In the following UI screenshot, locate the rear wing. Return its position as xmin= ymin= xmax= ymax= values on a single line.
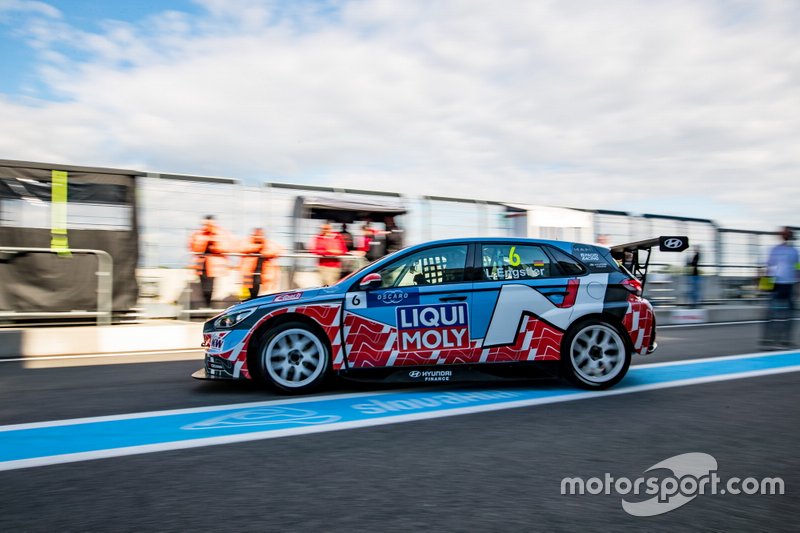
xmin=609 ymin=236 xmax=690 ymax=289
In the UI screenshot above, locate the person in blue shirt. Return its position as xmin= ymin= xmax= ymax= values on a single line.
xmin=686 ymin=246 xmax=702 ymax=307
xmin=761 ymin=227 xmax=799 ymax=348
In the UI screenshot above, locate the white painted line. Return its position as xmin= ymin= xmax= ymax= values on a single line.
xmin=1 ymin=363 xmax=799 ymax=472
xmin=3 ymin=349 xmax=797 ymax=432
xmin=634 ymin=348 xmax=799 ymax=369
xmin=0 ymin=349 xmax=204 ymax=363
xmin=660 ymin=317 xmax=800 ymax=329
xmin=0 ymin=388 xmax=424 ymax=432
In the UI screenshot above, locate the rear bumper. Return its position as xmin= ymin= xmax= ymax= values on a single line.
xmin=647 ymin=316 xmax=658 ymax=353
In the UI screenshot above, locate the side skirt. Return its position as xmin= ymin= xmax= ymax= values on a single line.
xmin=337 ymin=361 xmax=561 ymax=384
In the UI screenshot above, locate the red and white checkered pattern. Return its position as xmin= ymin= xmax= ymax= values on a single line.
xmin=343 ymin=311 xmax=562 ymax=368
xmin=479 ymin=315 xmax=562 ymax=362
xmin=217 ymin=303 xmax=343 ymax=379
xmin=623 ymin=296 xmax=654 ymax=355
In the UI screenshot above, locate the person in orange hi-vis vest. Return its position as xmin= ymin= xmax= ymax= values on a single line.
xmin=310 ymin=222 xmax=347 ymax=286
xmin=188 ymin=215 xmax=230 ymax=308
xmin=239 ymin=228 xmax=283 ymax=299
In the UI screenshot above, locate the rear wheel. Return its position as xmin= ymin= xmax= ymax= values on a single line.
xmin=255 ymin=322 xmax=329 ymax=393
xmin=562 ymin=319 xmax=630 ymax=390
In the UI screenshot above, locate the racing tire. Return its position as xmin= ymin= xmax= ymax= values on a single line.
xmin=561 ymin=319 xmax=631 ymax=390
xmin=254 ymin=321 xmax=330 ymax=394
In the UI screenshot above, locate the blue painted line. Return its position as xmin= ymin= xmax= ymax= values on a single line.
xmin=626 ymin=351 xmax=800 ymax=386
xmin=0 ymin=351 xmax=798 ymax=469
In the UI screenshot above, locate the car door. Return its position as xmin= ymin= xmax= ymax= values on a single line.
xmin=342 ymin=243 xmax=475 ymax=368
xmin=470 ymin=242 xmax=588 ymax=362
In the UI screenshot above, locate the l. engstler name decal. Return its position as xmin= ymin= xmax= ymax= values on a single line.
xmin=396 ymin=303 xmax=469 ymax=352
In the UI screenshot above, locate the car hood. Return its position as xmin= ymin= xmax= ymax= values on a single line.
xmin=217 ymin=284 xmax=349 ymax=315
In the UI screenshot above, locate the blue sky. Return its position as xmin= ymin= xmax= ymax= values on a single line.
xmin=1 ymin=0 xmax=798 ymax=231
xmin=1 ymin=1 xmax=198 ymax=95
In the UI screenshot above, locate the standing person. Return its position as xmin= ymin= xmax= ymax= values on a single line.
xmin=240 ymin=228 xmax=283 ymax=299
xmin=310 ymin=223 xmax=347 ymax=286
xmin=760 ymin=227 xmax=799 ymax=348
xmin=339 ymin=223 xmax=356 ymax=276
xmin=340 ymin=223 xmax=355 ymax=252
xmin=188 ymin=215 xmax=229 ymax=308
xmin=384 ymin=215 xmax=405 ymax=255
xmin=687 ymin=246 xmax=702 ymax=307
xmin=362 ymin=221 xmax=385 ymax=262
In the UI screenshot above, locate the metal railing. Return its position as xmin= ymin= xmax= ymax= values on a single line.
xmin=0 ymin=247 xmax=113 ymax=326
xmin=177 ymin=251 xmax=368 ymax=319
xmin=178 ymin=253 xmax=776 ymax=311
xmin=643 ymin=262 xmax=770 ymax=307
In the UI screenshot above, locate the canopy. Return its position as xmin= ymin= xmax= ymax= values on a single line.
xmin=293 ymin=195 xmax=407 ymax=223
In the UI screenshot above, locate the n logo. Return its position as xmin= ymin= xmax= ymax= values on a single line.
xmin=481 ymin=277 xmax=606 ymax=348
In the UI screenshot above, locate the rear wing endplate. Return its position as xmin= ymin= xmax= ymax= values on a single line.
xmin=609 ymin=236 xmax=690 ymax=288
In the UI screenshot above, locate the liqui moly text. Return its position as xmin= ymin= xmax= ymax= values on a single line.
xmin=396 ymin=303 xmax=470 ymax=352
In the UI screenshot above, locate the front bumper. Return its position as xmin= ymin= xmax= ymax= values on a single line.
xmin=192 ymin=366 xmax=238 ymax=381
xmin=192 ymin=368 xmax=211 ymax=380
xmin=193 ymin=352 xmax=239 ymax=380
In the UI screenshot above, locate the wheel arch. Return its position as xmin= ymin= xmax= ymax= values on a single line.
xmin=563 ymin=312 xmax=635 ymax=354
xmin=560 ymin=312 xmax=633 ymax=389
xmin=246 ymin=312 xmax=334 ymax=381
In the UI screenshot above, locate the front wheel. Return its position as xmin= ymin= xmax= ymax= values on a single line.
xmin=255 ymin=322 xmax=330 ymax=393
xmin=561 ymin=320 xmax=631 ymax=390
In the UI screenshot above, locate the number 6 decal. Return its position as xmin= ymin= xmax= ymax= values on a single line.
xmin=347 ymin=292 xmax=367 ymax=309
xmin=508 ymin=246 xmax=521 ymax=267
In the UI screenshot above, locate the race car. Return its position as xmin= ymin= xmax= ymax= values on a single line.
xmin=193 ymin=236 xmax=688 ymax=393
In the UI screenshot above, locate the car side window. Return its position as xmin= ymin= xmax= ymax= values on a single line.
xmin=549 ymin=247 xmax=587 ymax=275
xmin=377 ymin=245 xmax=468 ymax=288
xmin=481 ymin=244 xmax=551 ymax=281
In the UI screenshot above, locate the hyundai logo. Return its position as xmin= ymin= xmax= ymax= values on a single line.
xmin=662 ymin=238 xmax=685 ymax=249
xmin=408 ymin=370 xmax=421 ymax=378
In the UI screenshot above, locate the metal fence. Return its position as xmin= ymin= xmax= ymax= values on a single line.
xmin=2 ymin=163 xmax=791 ymax=325
xmin=135 ymin=173 xmax=792 ymax=313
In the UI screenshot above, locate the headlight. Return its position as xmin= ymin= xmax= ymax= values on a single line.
xmin=213 ymin=308 xmax=256 ymax=329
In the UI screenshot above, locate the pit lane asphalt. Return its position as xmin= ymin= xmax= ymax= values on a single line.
xmin=1 ymin=322 xmax=798 ymax=531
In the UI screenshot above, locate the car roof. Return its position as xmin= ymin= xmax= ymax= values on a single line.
xmin=406 ymin=237 xmax=588 ymax=249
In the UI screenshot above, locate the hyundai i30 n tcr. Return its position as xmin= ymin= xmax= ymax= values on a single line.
xmin=193 ymin=236 xmax=687 ymax=393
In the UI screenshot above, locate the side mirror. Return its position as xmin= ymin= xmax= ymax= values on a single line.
xmin=359 ymin=273 xmax=382 ymax=291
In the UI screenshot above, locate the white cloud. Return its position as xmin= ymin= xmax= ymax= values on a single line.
xmin=0 ymin=0 xmax=798 ymax=231
xmin=0 ymin=0 xmax=60 ymax=19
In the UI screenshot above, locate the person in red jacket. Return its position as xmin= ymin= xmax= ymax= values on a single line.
xmin=310 ymin=223 xmax=347 ymax=286
xmin=239 ymin=228 xmax=283 ymax=299
xmin=188 ymin=215 xmax=230 ymax=308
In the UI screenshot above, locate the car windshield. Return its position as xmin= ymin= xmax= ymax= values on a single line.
xmin=336 ymin=247 xmax=407 ymax=284
xmin=376 ymin=245 xmax=468 ymax=287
